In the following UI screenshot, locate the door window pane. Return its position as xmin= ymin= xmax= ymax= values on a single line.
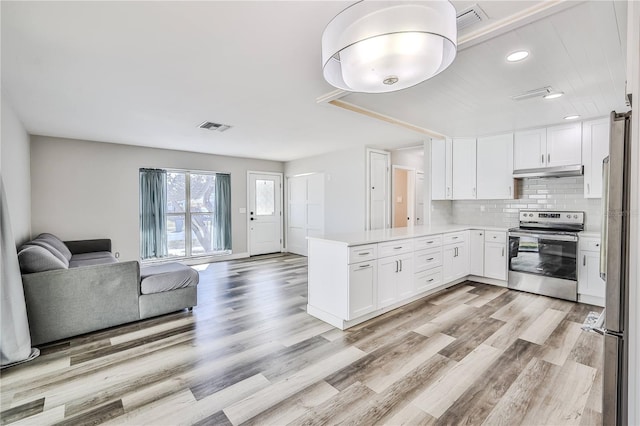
xmin=191 ymin=213 xmax=214 ymax=255
xmin=256 ymin=179 xmax=275 ymax=216
xmin=190 ymin=174 xmax=215 ymax=213
xmin=167 ymin=215 xmax=186 ymax=257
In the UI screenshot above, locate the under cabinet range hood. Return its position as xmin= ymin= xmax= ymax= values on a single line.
xmin=512 ymin=164 xmax=584 ymax=178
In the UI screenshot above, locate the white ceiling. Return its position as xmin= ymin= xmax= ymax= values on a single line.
xmin=1 ymin=1 xmax=630 ymax=162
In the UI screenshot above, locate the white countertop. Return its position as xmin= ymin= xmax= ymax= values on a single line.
xmin=307 ymin=224 xmax=510 ymax=246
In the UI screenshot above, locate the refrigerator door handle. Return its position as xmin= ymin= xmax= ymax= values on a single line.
xmin=600 ymin=156 xmax=609 ymax=280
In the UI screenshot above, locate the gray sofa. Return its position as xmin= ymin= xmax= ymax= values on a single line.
xmin=18 ymin=233 xmax=198 ymax=346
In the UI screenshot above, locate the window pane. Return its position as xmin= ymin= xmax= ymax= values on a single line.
xmin=167 ymin=172 xmax=186 ymax=213
xmin=190 ymin=174 xmax=215 ymax=213
xmin=191 ymin=213 xmax=214 ymax=255
xmin=166 ymin=215 xmax=186 ymax=257
xmin=256 ymin=179 xmax=275 ymax=215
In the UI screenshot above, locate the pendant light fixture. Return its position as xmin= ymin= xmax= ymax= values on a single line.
xmin=321 ymin=0 xmax=457 ymax=94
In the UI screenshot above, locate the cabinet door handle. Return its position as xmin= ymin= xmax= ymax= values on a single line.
xmin=548 ymin=153 xmax=551 ymax=163
xmin=508 ymin=186 xmax=512 ymax=196
xmin=479 ymin=233 xmax=483 ymax=236
xmin=541 ymin=154 xmax=545 ymax=164
xmin=399 ymin=259 xmax=403 ymax=272
xmin=426 ymin=241 xmax=434 ymax=244
xmin=452 ymin=236 xmax=459 ymax=239
xmin=358 ymin=252 xmax=370 ymax=256
xmin=359 ymin=264 xmax=371 ymax=268
xmin=502 ymin=248 xmax=505 ymax=257
xmin=427 ymin=258 xmax=434 ymax=261
xmin=595 ymin=243 xmax=600 ymax=247
xmin=394 ymin=246 xmax=403 ymax=250
xmin=395 ymin=260 xmax=399 ymax=273
xmin=428 ymin=278 xmax=434 ymax=282
xmin=587 ymin=183 xmax=590 ymax=194
xmin=583 ymin=255 xmax=586 ymax=266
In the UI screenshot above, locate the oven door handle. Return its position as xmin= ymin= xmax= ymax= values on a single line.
xmin=508 ymin=232 xmax=577 ymax=242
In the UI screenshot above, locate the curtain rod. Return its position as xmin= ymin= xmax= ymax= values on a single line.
xmin=140 ymin=167 xmax=231 ymax=175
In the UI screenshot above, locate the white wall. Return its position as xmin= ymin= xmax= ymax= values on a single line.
xmin=1 ymin=96 xmax=31 ymax=246
xmin=285 ymin=146 xmax=365 ymax=235
xmin=30 ymin=136 xmax=283 ymax=261
xmin=390 ymin=148 xmax=424 ymax=171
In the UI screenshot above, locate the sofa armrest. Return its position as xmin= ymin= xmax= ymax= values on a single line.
xmin=64 ymin=239 xmax=112 ymax=254
xmin=22 ymin=260 xmax=140 ymax=345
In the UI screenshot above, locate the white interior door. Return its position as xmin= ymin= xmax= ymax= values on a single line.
xmin=249 ymin=172 xmax=282 ymax=255
xmin=368 ymin=150 xmax=390 ymax=230
xmin=287 ymin=173 xmax=324 ymax=256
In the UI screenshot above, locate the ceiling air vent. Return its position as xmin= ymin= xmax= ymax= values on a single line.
xmin=198 ymin=121 xmax=232 ymax=132
xmin=511 ymin=86 xmax=553 ymax=101
xmin=456 ymin=4 xmax=488 ymax=32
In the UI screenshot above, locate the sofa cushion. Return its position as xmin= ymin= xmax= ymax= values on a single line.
xmin=18 ymin=245 xmax=68 ymax=274
xmin=36 ymin=233 xmax=72 ymax=261
xmin=21 ymin=239 xmax=70 ymax=268
xmin=140 ymin=263 xmax=199 ymax=295
xmin=69 ymin=252 xmax=118 ymax=268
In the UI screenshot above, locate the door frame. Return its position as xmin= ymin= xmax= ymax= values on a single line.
xmin=391 ymin=165 xmax=416 ymax=228
xmin=365 ymin=148 xmax=391 ymax=230
xmin=247 ymin=171 xmax=284 ymax=256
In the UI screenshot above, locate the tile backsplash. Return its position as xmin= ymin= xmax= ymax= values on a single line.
xmin=432 ymin=176 xmax=602 ymax=231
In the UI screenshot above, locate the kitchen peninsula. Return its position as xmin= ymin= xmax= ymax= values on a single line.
xmin=307 ymin=224 xmax=509 ymax=329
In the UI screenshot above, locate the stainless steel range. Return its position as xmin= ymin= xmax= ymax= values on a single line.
xmin=508 ymin=210 xmax=584 ymax=301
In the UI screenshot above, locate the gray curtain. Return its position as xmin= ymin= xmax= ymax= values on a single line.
xmin=1 ymin=176 xmax=39 ymax=367
xmin=214 ymin=173 xmax=231 ymax=251
xmin=139 ymin=169 xmax=168 ymax=259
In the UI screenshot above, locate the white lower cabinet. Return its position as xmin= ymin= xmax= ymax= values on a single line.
xmin=415 ymin=267 xmax=443 ymax=293
xmin=469 ymin=230 xmax=485 ymax=276
xmin=348 ymin=262 xmax=377 ymax=320
xmin=483 ymin=231 xmax=507 ymax=281
xmin=443 ymin=241 xmax=469 ymax=282
xmin=377 ymin=254 xmax=413 ymax=308
xmin=578 ymin=236 xmax=605 ymax=306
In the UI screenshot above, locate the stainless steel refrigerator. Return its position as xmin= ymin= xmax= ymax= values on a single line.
xmin=597 ymin=110 xmax=632 ymax=425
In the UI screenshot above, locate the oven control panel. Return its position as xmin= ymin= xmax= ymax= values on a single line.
xmin=520 ymin=210 xmax=584 ymax=226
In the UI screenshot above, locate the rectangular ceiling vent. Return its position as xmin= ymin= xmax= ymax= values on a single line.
xmin=198 ymin=121 xmax=232 ymax=132
xmin=511 ymin=86 xmax=553 ymax=101
xmin=456 ymin=4 xmax=488 ymax=32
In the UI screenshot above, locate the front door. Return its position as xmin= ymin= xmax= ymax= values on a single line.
xmin=248 ymin=173 xmax=282 ymax=255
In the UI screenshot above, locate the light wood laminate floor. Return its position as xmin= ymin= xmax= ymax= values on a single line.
xmin=1 ymin=254 xmax=604 ymax=425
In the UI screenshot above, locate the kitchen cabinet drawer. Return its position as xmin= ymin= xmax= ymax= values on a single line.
xmin=414 ymin=247 xmax=442 ymax=272
xmin=484 ymin=231 xmax=506 ymax=244
xmin=348 ymin=244 xmax=377 ymax=264
xmin=415 ymin=267 xmax=443 ymax=293
xmin=443 ymin=231 xmax=466 ymax=245
xmin=378 ymin=239 xmax=414 ymax=258
xmin=414 ymin=234 xmax=442 ymax=250
xmin=580 ymin=237 xmax=602 ymax=252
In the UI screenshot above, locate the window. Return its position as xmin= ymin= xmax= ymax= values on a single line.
xmin=141 ymin=169 xmax=231 ymax=260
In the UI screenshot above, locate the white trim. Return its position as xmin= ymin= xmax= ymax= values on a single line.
xmin=247 ymin=171 xmax=284 ymax=256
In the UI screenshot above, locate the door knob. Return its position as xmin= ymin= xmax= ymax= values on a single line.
xmin=250 ymin=218 xmax=254 ymax=221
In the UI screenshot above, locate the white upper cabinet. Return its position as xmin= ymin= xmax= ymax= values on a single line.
xmin=582 ymin=117 xmax=610 ymax=198
xmin=514 ymin=128 xmax=546 ymax=170
xmin=514 ymin=123 xmax=581 ymax=170
xmin=546 ymin=122 xmax=582 ymax=167
xmin=452 ymin=138 xmax=477 ymax=200
xmin=476 ymin=133 xmax=514 ymax=199
xmin=431 ymin=138 xmax=452 ymax=200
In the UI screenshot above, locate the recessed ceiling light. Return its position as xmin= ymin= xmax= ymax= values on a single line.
xmin=544 ymin=92 xmax=564 ymax=99
xmin=506 ymin=50 xmax=529 ymax=62
xmin=564 ymin=115 xmax=580 ymax=120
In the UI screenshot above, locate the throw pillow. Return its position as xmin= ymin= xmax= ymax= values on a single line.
xmin=36 ymin=233 xmax=72 ymax=261
xmin=17 ymin=245 xmax=68 ymax=274
xmin=23 ymin=239 xmax=70 ymax=268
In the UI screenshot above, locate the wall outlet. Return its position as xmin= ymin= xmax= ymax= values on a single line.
xmin=480 ymin=205 xmax=486 ymax=212
xmin=239 ymin=207 xmax=247 ymax=214
xmin=115 ymin=252 xmax=120 ymax=258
